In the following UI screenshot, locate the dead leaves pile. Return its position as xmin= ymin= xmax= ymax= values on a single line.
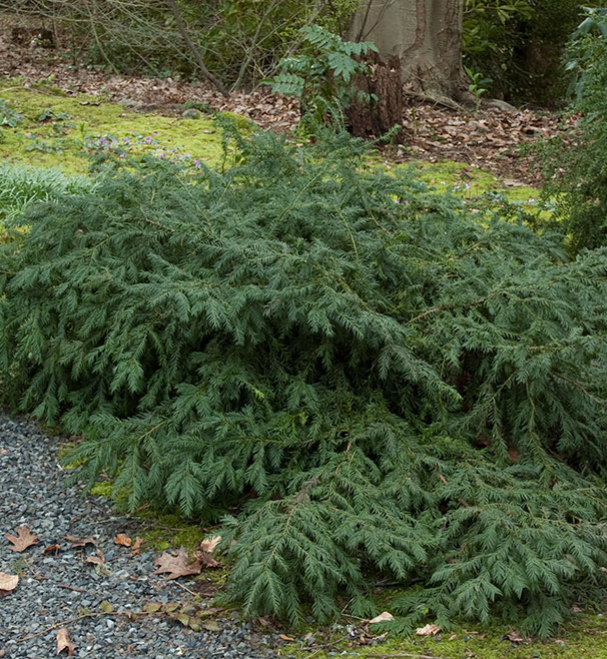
xmin=396 ymin=103 xmax=577 ymax=185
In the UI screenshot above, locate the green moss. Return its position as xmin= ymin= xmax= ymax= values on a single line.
xmin=90 ymin=481 xmax=114 ymax=497
xmin=410 ymin=159 xmax=540 ymax=203
xmin=284 ymin=615 xmax=607 ymax=659
xmin=134 ymin=509 xmax=206 ymax=552
xmin=0 ymin=85 xmax=226 ymax=172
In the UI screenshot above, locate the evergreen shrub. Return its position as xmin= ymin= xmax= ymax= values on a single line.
xmin=3 ymin=129 xmax=607 ymax=635
xmin=542 ymin=8 xmax=607 ymax=250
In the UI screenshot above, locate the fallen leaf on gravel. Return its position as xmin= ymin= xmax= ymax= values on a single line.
xmin=131 ymin=537 xmax=144 ymax=555
xmin=142 ymin=601 xmax=163 ymax=613
xmin=200 ymin=536 xmax=221 ymax=554
xmin=202 ymin=619 xmax=223 ymax=632
xmin=369 ymin=611 xmax=394 ymax=624
xmin=85 ymin=549 xmax=105 ymax=565
xmin=416 ymin=624 xmax=441 ymax=636
xmin=114 ymin=533 xmax=132 ymax=547
xmin=66 ymin=534 xmax=96 ymax=547
xmin=0 ymin=573 xmax=18 ymax=597
xmin=6 ymin=526 xmax=39 ymax=552
xmin=99 ymin=600 xmax=114 ymax=613
xmin=43 ymin=544 xmax=61 ymax=554
xmin=154 ymin=549 xmax=202 ymax=580
xmin=56 ymin=628 xmax=77 ymax=656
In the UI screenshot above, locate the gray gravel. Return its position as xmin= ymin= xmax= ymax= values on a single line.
xmin=0 ymin=416 xmax=278 ymax=658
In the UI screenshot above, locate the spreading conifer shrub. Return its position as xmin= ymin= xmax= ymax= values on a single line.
xmin=3 ymin=130 xmax=607 ymax=636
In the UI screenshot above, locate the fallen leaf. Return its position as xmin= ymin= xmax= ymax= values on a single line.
xmin=369 ymin=611 xmax=394 ymax=624
xmin=416 ymin=624 xmax=441 ymax=636
xmin=200 ymin=535 xmax=221 ymax=554
xmin=279 ymin=634 xmax=295 ymax=641
xmin=506 ymin=630 xmax=523 ymax=643
xmin=449 ymin=633 xmax=457 ymax=641
xmin=114 ymin=533 xmax=132 ymax=547
xmin=0 ymin=573 xmax=18 ymax=597
xmin=56 ymin=628 xmax=77 ymax=656
xmin=196 ymin=550 xmax=220 ymax=568
xmin=99 ymin=600 xmax=114 ymax=613
xmin=142 ymin=601 xmax=163 ymax=613
xmin=6 ymin=526 xmax=39 ymax=552
xmin=85 ymin=550 xmax=105 ymax=565
xmin=131 ymin=537 xmax=144 ymax=555
xmin=153 ymin=549 xmax=202 ymax=580
xmin=202 ymin=619 xmax=223 ymax=632
xmin=43 ymin=544 xmax=61 ymax=554
xmin=66 ymin=535 xmax=96 ymax=547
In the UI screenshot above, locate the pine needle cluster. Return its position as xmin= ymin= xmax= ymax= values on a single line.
xmin=3 ymin=129 xmax=607 ymax=635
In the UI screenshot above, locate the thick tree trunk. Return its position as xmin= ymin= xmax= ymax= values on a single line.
xmin=348 ymin=0 xmax=467 ymax=100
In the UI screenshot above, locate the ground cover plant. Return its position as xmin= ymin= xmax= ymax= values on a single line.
xmin=0 ymin=162 xmax=91 ymax=223
xmin=0 ymin=84 xmax=226 ymax=172
xmin=2 ymin=124 xmax=607 ymax=637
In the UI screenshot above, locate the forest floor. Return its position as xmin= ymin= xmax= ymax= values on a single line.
xmin=0 ymin=26 xmax=598 ymax=659
xmin=0 ymin=23 xmax=576 ymax=187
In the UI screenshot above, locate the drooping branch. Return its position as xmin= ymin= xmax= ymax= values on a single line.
xmin=165 ymin=0 xmax=231 ymax=98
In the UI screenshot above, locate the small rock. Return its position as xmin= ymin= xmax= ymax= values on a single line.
xmin=181 ymin=108 xmax=200 ymax=120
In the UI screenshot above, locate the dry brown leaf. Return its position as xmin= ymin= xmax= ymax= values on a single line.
xmin=131 ymin=537 xmax=144 ymax=555
xmin=66 ymin=534 xmax=96 ymax=547
xmin=56 ymin=628 xmax=77 ymax=656
xmin=85 ymin=549 xmax=105 ymax=565
xmin=196 ymin=550 xmax=220 ymax=568
xmin=114 ymin=533 xmax=132 ymax=547
xmin=506 ymin=630 xmax=523 ymax=643
xmin=43 ymin=544 xmax=61 ymax=554
xmin=153 ymin=549 xmax=202 ymax=580
xmin=416 ymin=624 xmax=441 ymax=636
xmin=369 ymin=611 xmax=394 ymax=624
xmin=6 ymin=526 xmax=39 ymax=552
xmin=279 ymin=634 xmax=295 ymax=641
xmin=0 ymin=573 xmax=19 ymax=597
xmin=200 ymin=535 xmax=221 ymax=554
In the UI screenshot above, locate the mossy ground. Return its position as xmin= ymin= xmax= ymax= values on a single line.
xmin=0 ymin=82 xmax=542 ymax=205
xmin=0 ymin=82 xmax=226 ymax=172
xmin=282 ymin=614 xmax=607 ymax=659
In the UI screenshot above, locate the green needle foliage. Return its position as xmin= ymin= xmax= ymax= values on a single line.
xmin=3 ymin=129 xmax=607 ymax=635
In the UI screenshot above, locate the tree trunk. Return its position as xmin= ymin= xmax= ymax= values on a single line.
xmin=347 ymin=53 xmax=404 ymax=141
xmin=348 ymin=0 xmax=467 ymax=101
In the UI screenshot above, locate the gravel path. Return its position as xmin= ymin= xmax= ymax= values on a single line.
xmin=0 ymin=416 xmax=278 ymax=659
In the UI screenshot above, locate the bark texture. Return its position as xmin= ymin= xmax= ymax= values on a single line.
xmin=348 ymin=0 xmax=467 ymax=100
xmin=347 ymin=53 xmax=404 ymax=141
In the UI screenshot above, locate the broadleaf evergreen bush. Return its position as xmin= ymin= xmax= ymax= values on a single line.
xmin=3 ymin=129 xmax=607 ymax=635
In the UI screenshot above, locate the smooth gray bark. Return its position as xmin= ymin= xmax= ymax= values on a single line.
xmin=349 ymin=0 xmax=467 ymax=99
